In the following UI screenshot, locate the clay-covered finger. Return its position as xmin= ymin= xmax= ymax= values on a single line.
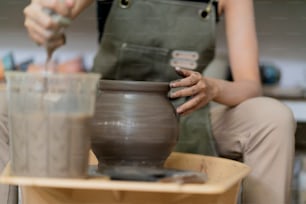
xmin=40 ymin=0 xmax=75 ymax=17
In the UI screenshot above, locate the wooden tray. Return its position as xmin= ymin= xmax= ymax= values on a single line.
xmin=0 ymin=152 xmax=250 ymax=204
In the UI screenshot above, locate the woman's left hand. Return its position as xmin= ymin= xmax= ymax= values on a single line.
xmin=169 ymin=67 xmax=218 ymax=115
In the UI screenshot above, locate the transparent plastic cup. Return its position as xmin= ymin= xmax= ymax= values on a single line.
xmin=5 ymin=71 xmax=101 ymax=178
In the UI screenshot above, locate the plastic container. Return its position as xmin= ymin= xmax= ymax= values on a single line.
xmin=5 ymin=71 xmax=100 ymax=178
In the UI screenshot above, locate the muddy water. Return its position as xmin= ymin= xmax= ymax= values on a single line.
xmin=9 ymin=113 xmax=91 ymax=178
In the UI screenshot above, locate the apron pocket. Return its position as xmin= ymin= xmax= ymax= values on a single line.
xmin=116 ymin=43 xmax=174 ymax=81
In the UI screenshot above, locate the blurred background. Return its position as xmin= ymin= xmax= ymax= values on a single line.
xmin=0 ymin=0 xmax=305 ymax=203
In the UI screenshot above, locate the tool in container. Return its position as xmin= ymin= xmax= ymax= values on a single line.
xmin=41 ymin=6 xmax=71 ymax=92
xmin=42 ymin=7 xmax=71 ymax=73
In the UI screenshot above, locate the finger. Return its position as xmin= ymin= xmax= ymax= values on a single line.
xmin=24 ymin=18 xmax=54 ymax=41
xmin=24 ymin=4 xmax=58 ymax=30
xmin=176 ymin=94 xmax=207 ymax=115
xmin=170 ymin=68 xmax=202 ymax=88
xmin=40 ymin=0 xmax=75 ymax=17
xmin=170 ymin=71 xmax=203 ymax=88
xmin=170 ymin=85 xmax=200 ymax=99
xmin=174 ymin=67 xmax=192 ymax=77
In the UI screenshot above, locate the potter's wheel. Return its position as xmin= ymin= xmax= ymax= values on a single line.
xmin=88 ymin=165 xmax=207 ymax=184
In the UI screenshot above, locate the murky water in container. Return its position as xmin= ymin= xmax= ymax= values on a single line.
xmin=5 ymin=71 xmax=100 ymax=178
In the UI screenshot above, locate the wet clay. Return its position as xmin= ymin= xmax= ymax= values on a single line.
xmin=9 ymin=113 xmax=91 ymax=178
xmin=91 ymin=80 xmax=179 ymax=169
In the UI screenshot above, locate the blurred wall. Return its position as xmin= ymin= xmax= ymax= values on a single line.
xmin=0 ymin=1 xmax=98 ymax=68
xmin=0 ymin=0 xmax=305 ymax=84
xmin=214 ymin=0 xmax=306 ymax=87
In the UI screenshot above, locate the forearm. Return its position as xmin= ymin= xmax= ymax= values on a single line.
xmin=207 ymin=77 xmax=262 ymax=106
xmin=213 ymin=0 xmax=261 ymax=106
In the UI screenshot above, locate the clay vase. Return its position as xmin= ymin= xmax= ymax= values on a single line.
xmin=91 ymin=80 xmax=179 ymax=169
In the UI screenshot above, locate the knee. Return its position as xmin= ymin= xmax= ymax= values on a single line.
xmin=240 ymin=97 xmax=296 ymax=136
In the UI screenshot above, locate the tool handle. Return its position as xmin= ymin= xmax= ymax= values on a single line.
xmin=42 ymin=8 xmax=71 ymax=62
xmin=42 ymin=8 xmax=71 ymax=27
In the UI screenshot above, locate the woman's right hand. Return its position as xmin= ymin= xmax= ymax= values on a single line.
xmin=23 ymin=0 xmax=75 ymax=50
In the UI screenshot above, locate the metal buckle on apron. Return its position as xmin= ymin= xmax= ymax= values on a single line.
xmin=170 ymin=59 xmax=198 ymax=70
xmin=118 ymin=0 xmax=213 ymax=19
xmin=119 ymin=0 xmax=131 ymax=8
xmin=172 ymin=50 xmax=199 ymax=61
xmin=199 ymin=0 xmax=214 ymax=19
xmin=170 ymin=50 xmax=199 ymax=70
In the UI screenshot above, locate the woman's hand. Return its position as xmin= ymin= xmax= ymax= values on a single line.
xmin=23 ymin=0 xmax=75 ymax=49
xmin=169 ymin=67 xmax=219 ymax=115
xmin=170 ymin=0 xmax=262 ymax=115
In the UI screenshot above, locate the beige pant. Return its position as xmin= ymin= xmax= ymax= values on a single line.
xmin=211 ymin=97 xmax=296 ymax=204
xmin=0 ymin=96 xmax=295 ymax=204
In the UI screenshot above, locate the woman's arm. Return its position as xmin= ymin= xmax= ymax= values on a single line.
xmin=170 ymin=0 xmax=262 ymax=114
xmin=212 ymin=0 xmax=262 ymax=105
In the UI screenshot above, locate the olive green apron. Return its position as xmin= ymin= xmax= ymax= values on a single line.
xmin=92 ymin=0 xmax=218 ymax=156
